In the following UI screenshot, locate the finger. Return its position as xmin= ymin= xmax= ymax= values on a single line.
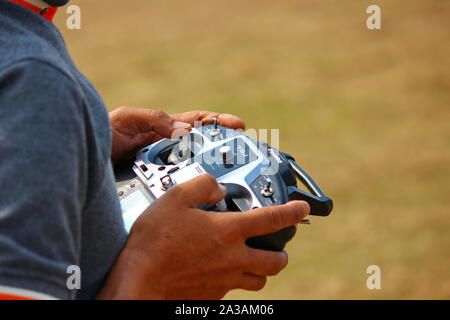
xmin=111 ymin=107 xmax=192 ymax=138
xmin=236 ymin=273 xmax=267 ymax=291
xmin=138 ymin=110 xmax=246 ymax=144
xmin=242 ymin=249 xmax=289 ymax=277
xmin=225 ymin=201 xmax=310 ymax=239
xmin=168 ymin=174 xmax=226 ymax=208
xmin=170 ymin=110 xmax=246 ymax=130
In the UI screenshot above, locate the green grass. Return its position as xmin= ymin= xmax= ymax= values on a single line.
xmin=57 ymin=0 xmax=450 ymax=299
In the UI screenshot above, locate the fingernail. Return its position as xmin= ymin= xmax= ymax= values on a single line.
xmin=218 ymin=183 xmax=227 ymax=195
xmin=172 ymin=121 xmax=191 ymax=129
xmin=299 ymin=201 xmax=310 ymax=216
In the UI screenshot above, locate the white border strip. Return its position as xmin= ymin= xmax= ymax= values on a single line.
xmin=0 ymin=285 xmax=58 ymax=300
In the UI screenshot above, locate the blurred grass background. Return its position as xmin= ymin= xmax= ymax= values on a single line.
xmin=56 ymin=0 xmax=450 ymax=299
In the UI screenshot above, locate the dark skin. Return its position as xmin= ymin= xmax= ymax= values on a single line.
xmin=99 ymin=107 xmax=310 ymax=299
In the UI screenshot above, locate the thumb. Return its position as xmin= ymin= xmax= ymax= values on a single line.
xmin=167 ymin=174 xmax=227 ymax=208
xmin=111 ymin=107 xmax=192 ymax=138
xmin=225 ymin=201 xmax=310 ymax=239
xmin=141 ymin=109 xmax=192 ymax=138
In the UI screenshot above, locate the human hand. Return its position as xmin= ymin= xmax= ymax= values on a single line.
xmin=98 ymin=174 xmax=309 ymax=300
xmin=109 ymin=107 xmax=245 ymax=163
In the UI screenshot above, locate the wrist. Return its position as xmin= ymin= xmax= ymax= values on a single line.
xmin=96 ymin=244 xmax=165 ymax=300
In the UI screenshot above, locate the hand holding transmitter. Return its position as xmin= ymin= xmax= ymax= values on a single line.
xmin=116 ymin=119 xmax=333 ymax=251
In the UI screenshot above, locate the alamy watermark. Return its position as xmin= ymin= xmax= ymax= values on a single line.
xmin=366 ymin=265 xmax=382 ymax=290
xmin=65 ymin=5 xmax=382 ymax=31
xmin=366 ymin=5 xmax=382 ymax=30
xmin=170 ymin=122 xmax=282 ymax=176
xmin=66 ymin=265 xmax=81 ymax=290
xmin=66 ymin=4 xmax=81 ymax=30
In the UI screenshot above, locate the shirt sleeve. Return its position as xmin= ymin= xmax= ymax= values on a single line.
xmin=0 ymin=59 xmax=88 ymax=299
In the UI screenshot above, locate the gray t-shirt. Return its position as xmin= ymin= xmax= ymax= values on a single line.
xmin=0 ymin=1 xmax=127 ymax=299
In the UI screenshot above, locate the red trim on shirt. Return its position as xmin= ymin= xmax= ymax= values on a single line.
xmin=0 ymin=293 xmax=35 ymax=300
xmin=8 ymin=0 xmax=58 ymax=22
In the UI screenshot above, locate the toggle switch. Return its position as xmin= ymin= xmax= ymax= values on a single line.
xmin=160 ymin=175 xmax=174 ymax=190
xmin=209 ymin=117 xmax=222 ymax=137
xmin=261 ymin=180 xmax=274 ymax=197
xmin=219 ymin=145 xmax=233 ymax=168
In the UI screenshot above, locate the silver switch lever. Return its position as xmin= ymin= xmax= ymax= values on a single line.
xmin=219 ymin=145 xmax=233 ymax=168
xmin=300 ymin=218 xmax=312 ymax=225
xmin=210 ymin=117 xmax=221 ymax=137
xmin=261 ymin=180 xmax=274 ymax=197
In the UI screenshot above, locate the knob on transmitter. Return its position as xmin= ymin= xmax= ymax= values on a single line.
xmin=160 ymin=175 xmax=174 ymax=190
xmin=209 ymin=117 xmax=222 ymax=137
xmin=261 ymin=179 xmax=274 ymax=197
xmin=219 ymin=145 xmax=233 ymax=168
